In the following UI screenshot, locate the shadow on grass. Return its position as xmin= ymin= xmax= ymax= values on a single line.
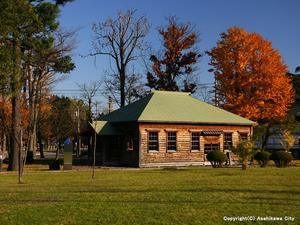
xmin=2 ymin=187 xmax=300 ymax=195
xmin=1 ymin=198 xmax=300 ymax=206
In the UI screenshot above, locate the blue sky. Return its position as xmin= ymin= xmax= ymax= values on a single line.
xmin=55 ymin=0 xmax=300 ymax=100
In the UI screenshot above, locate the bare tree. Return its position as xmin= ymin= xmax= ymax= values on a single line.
xmin=77 ymin=81 xmax=102 ymax=122
xmin=77 ymin=81 xmax=102 ymax=162
xmin=195 ymin=84 xmax=214 ymax=103
xmin=104 ymin=68 xmax=146 ymax=107
xmin=90 ymin=9 xmax=149 ymax=108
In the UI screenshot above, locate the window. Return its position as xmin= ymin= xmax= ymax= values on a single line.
xmin=127 ymin=137 xmax=134 ymax=151
xmin=239 ymin=132 xmax=248 ymax=141
xmin=224 ymin=133 xmax=233 ymax=150
xmin=191 ymin=132 xmax=200 ymax=151
xmin=167 ymin=132 xmax=177 ymax=151
xmin=204 ymin=143 xmax=220 ymax=154
xmin=148 ymin=132 xmax=159 ymax=151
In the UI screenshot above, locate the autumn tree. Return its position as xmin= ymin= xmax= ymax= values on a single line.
xmin=207 ymin=27 xmax=294 ymax=123
xmin=146 ymin=17 xmax=201 ymax=93
xmin=91 ymin=9 xmax=149 ymax=108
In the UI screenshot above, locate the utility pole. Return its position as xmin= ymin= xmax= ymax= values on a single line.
xmin=108 ymin=96 xmax=113 ymax=113
xmin=92 ymin=102 xmax=98 ymax=179
xmin=76 ymin=105 xmax=80 ymax=157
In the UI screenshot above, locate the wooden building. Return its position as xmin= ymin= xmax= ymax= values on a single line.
xmin=91 ymin=91 xmax=256 ymax=167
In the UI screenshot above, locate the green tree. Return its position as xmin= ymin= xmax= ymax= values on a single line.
xmin=146 ymin=17 xmax=201 ymax=93
xmin=0 ymin=0 xmax=75 ymax=175
xmin=26 ymin=29 xmax=75 ymax=160
xmin=48 ymin=96 xmax=87 ymax=147
xmin=0 ymin=0 xmax=38 ymax=171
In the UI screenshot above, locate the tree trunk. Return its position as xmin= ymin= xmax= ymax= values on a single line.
xmin=7 ymin=38 xmax=22 ymax=171
xmin=8 ymin=93 xmax=21 ymax=171
xmin=0 ymin=131 xmax=4 ymax=156
xmin=120 ymin=66 xmax=125 ymax=108
xmin=242 ymin=161 xmax=247 ymax=170
xmin=37 ymin=132 xmax=44 ymax=159
xmin=27 ymin=74 xmax=39 ymax=160
xmin=88 ymin=136 xmax=93 ymax=164
xmin=88 ymin=99 xmax=92 ymax=122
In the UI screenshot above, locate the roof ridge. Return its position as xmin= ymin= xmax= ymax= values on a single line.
xmin=137 ymin=92 xmax=155 ymax=121
xmin=152 ymin=90 xmax=191 ymax=95
xmin=99 ymin=93 xmax=153 ymax=122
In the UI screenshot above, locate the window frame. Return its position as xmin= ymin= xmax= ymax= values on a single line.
xmin=224 ymin=132 xmax=233 ymax=150
xmin=148 ymin=131 xmax=159 ymax=152
xmin=204 ymin=143 xmax=220 ymax=154
xmin=167 ymin=131 xmax=177 ymax=152
xmin=191 ymin=132 xmax=200 ymax=151
xmin=239 ymin=132 xmax=249 ymax=141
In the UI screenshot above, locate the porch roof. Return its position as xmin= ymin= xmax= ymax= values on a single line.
xmin=202 ymin=130 xmax=223 ymax=135
xmin=90 ymin=121 xmax=122 ymax=136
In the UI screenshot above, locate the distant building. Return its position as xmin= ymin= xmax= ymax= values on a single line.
xmin=91 ymin=91 xmax=256 ymax=167
xmin=262 ymin=79 xmax=300 ymax=155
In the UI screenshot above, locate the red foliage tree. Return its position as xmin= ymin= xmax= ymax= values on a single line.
xmin=146 ymin=17 xmax=201 ymax=93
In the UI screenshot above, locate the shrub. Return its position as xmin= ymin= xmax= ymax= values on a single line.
xmin=49 ymin=160 xmax=61 ymax=170
xmin=270 ymin=151 xmax=293 ymax=168
xmin=206 ymin=150 xmax=228 ymax=168
xmin=254 ymin=151 xmax=270 ymax=167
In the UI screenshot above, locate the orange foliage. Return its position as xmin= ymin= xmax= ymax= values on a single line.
xmin=147 ymin=17 xmax=200 ymax=92
xmin=207 ymin=27 xmax=294 ymax=122
xmin=37 ymin=96 xmax=54 ymax=139
xmin=0 ymin=96 xmax=29 ymax=129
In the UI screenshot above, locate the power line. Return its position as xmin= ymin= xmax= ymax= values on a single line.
xmin=51 ymin=83 xmax=215 ymax=92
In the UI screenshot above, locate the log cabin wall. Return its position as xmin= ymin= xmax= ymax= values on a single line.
xmin=139 ymin=123 xmax=251 ymax=167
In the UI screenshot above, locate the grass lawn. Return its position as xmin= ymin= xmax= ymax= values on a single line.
xmin=0 ymin=167 xmax=299 ymax=225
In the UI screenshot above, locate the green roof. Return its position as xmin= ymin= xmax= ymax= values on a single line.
xmin=100 ymin=91 xmax=256 ymax=125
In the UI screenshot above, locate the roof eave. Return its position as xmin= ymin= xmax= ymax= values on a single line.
xmin=137 ymin=120 xmax=256 ymax=126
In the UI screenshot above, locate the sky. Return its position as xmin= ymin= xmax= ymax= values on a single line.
xmin=54 ymin=0 xmax=300 ymax=102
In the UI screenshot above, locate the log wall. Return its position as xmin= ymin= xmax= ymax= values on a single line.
xmin=139 ymin=123 xmax=252 ymax=167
